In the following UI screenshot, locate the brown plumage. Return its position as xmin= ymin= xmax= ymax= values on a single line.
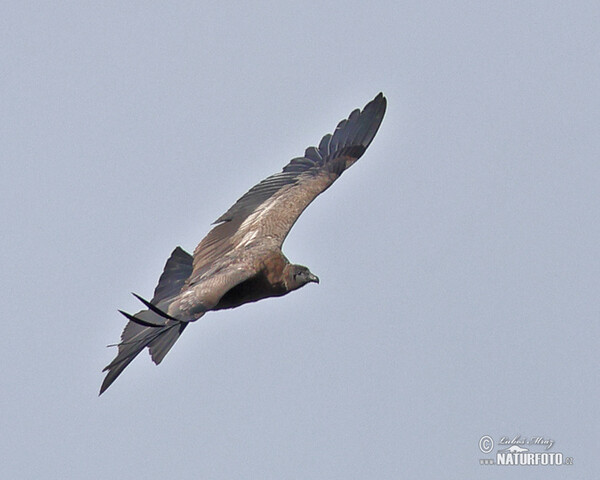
xmin=100 ymin=93 xmax=387 ymax=394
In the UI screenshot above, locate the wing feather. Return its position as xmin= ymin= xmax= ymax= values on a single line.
xmin=191 ymin=93 xmax=387 ymax=277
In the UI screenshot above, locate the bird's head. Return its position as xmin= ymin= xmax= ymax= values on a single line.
xmin=285 ymin=264 xmax=320 ymax=291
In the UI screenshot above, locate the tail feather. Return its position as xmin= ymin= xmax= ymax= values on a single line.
xmin=100 ymin=247 xmax=193 ymax=395
xmin=100 ymin=248 xmax=195 ymax=395
xmin=100 ymin=302 xmax=187 ymax=395
xmin=148 ymin=321 xmax=188 ymax=364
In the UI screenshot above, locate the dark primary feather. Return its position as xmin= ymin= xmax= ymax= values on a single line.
xmin=151 ymin=247 xmax=193 ymax=305
xmin=132 ymin=293 xmax=177 ymax=321
xmin=118 ymin=308 xmax=163 ymax=328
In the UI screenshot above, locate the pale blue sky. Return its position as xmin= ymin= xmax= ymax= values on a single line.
xmin=2 ymin=2 xmax=598 ymax=478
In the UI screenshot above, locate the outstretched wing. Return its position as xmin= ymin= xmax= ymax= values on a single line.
xmin=191 ymin=93 xmax=387 ymax=280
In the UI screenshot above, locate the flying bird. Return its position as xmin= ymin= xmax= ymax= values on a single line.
xmin=100 ymin=93 xmax=387 ymax=394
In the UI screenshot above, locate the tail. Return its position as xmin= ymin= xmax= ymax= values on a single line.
xmin=100 ymin=247 xmax=194 ymax=395
xmin=100 ymin=313 xmax=188 ymax=395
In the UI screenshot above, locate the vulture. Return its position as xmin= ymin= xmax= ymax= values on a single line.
xmin=100 ymin=93 xmax=387 ymax=394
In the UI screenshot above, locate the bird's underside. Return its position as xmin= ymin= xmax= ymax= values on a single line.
xmin=100 ymin=92 xmax=387 ymax=395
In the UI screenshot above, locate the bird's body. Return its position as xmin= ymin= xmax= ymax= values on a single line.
xmin=101 ymin=93 xmax=387 ymax=394
xmin=211 ymin=252 xmax=298 ymax=310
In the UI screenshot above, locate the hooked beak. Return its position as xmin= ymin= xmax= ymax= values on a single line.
xmin=308 ymin=273 xmax=320 ymax=284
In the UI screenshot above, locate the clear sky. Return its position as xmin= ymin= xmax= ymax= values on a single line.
xmin=2 ymin=2 xmax=598 ymax=478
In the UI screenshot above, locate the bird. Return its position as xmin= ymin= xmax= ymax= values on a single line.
xmin=100 ymin=92 xmax=387 ymax=395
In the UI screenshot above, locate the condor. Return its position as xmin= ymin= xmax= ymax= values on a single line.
xmin=101 ymin=93 xmax=387 ymax=394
